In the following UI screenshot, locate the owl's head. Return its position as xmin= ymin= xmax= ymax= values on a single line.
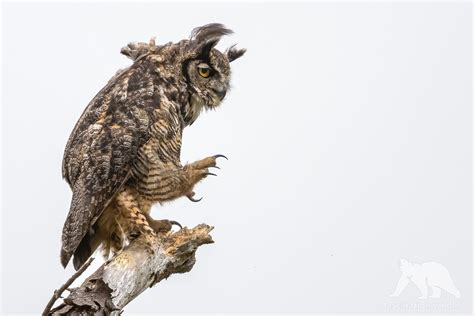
xmin=183 ymin=24 xmax=246 ymax=112
xmin=121 ymin=24 xmax=245 ymax=124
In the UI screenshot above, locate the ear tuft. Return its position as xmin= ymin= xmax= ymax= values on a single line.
xmin=190 ymin=23 xmax=233 ymax=43
xmin=226 ymin=44 xmax=246 ymax=62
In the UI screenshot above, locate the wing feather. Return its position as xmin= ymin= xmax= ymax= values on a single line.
xmin=60 ymin=64 xmax=156 ymax=268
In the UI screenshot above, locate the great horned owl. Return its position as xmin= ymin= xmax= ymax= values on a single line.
xmin=60 ymin=24 xmax=245 ymax=270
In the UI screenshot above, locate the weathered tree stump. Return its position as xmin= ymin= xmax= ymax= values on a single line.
xmin=44 ymin=224 xmax=214 ymax=315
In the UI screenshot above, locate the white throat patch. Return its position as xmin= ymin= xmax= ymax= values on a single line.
xmin=189 ymin=94 xmax=204 ymax=125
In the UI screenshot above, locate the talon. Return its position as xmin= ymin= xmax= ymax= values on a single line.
xmin=169 ymin=220 xmax=182 ymax=229
xmin=204 ymin=172 xmax=217 ymax=177
xmin=214 ymin=154 xmax=228 ymax=160
xmin=187 ymin=194 xmax=203 ymax=202
xmin=210 ymin=165 xmax=221 ymax=170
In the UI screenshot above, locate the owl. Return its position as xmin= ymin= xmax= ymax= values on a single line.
xmin=60 ymin=24 xmax=245 ymax=270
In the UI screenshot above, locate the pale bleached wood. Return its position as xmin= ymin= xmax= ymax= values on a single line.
xmin=47 ymin=224 xmax=214 ymax=315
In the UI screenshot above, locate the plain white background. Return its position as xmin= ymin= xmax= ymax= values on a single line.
xmin=1 ymin=1 xmax=472 ymax=314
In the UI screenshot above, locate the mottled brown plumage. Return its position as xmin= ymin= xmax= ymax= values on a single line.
xmin=60 ymin=24 xmax=245 ymax=270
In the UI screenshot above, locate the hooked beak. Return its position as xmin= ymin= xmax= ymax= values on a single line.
xmin=210 ymin=83 xmax=227 ymax=101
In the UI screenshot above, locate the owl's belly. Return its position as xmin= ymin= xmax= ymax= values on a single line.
xmin=129 ymin=137 xmax=184 ymax=203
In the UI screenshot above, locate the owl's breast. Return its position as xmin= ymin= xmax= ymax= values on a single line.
xmin=128 ymin=104 xmax=183 ymax=200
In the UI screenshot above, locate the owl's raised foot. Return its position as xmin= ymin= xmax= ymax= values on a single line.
xmin=188 ymin=154 xmax=228 ymax=170
xmin=182 ymin=154 xmax=227 ymax=203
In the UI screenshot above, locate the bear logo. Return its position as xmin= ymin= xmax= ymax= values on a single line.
xmin=390 ymin=259 xmax=461 ymax=299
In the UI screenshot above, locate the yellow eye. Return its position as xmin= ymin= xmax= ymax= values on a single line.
xmin=198 ymin=67 xmax=211 ymax=78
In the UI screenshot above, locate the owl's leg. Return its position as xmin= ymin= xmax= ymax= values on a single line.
xmin=115 ymin=188 xmax=182 ymax=237
xmin=141 ymin=155 xmax=226 ymax=204
xmin=115 ymin=189 xmax=157 ymax=240
xmin=135 ymin=154 xmax=226 ymax=207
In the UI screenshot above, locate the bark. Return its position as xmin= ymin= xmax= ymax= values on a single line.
xmin=45 ymin=224 xmax=214 ymax=315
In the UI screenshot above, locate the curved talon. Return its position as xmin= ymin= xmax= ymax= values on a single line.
xmin=187 ymin=195 xmax=203 ymax=202
xmin=214 ymin=154 xmax=228 ymax=160
xmin=209 ymin=165 xmax=221 ymax=170
xmin=169 ymin=220 xmax=182 ymax=229
xmin=204 ymin=172 xmax=217 ymax=177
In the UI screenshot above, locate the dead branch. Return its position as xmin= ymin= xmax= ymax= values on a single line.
xmin=42 ymin=258 xmax=95 ymax=316
xmin=46 ymin=224 xmax=214 ymax=315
